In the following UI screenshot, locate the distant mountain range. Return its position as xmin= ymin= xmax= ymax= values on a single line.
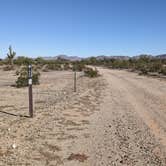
xmin=43 ymin=54 xmax=166 ymax=61
xmin=95 ymin=55 xmax=130 ymax=60
xmin=43 ymin=55 xmax=82 ymax=61
xmin=155 ymin=54 xmax=166 ymax=59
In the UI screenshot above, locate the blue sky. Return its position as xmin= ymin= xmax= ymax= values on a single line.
xmin=0 ymin=0 xmax=166 ymax=58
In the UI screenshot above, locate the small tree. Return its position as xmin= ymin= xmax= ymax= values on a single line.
xmin=7 ymin=45 xmax=16 ymax=68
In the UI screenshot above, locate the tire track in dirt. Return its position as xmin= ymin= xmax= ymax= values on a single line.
xmin=107 ymin=70 xmax=166 ymax=147
xmin=85 ymin=68 xmax=166 ymax=166
xmin=109 ymin=72 xmax=166 ymax=128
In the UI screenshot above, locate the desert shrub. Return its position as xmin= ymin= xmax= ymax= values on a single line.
xmin=16 ymin=66 xmax=40 ymax=88
xmin=0 ymin=59 xmax=4 ymax=65
xmin=72 ymin=62 xmax=85 ymax=71
xmin=84 ymin=67 xmax=99 ymax=78
xmin=64 ymin=63 xmax=71 ymax=70
xmin=14 ymin=56 xmax=33 ymax=66
xmin=34 ymin=57 xmax=46 ymax=65
xmin=148 ymin=63 xmax=159 ymax=72
xmin=159 ymin=66 xmax=166 ymax=75
xmin=139 ymin=67 xmax=148 ymax=75
xmin=47 ymin=63 xmax=62 ymax=70
xmin=111 ymin=60 xmax=130 ymax=69
xmin=78 ymin=56 xmax=166 ymax=77
xmin=86 ymin=57 xmax=98 ymax=65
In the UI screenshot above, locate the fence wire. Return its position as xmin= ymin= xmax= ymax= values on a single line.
xmin=0 ymin=71 xmax=84 ymax=118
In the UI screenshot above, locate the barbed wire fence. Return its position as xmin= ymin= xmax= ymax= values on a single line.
xmin=0 ymin=70 xmax=84 ymax=118
xmin=33 ymin=71 xmax=85 ymax=116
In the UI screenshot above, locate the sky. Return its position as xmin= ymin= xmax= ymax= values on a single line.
xmin=0 ymin=0 xmax=166 ymax=58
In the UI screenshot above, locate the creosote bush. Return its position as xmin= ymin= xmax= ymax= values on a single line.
xmin=16 ymin=66 xmax=40 ymax=88
xmin=84 ymin=67 xmax=99 ymax=78
xmin=72 ymin=62 xmax=85 ymax=71
xmin=83 ymin=55 xmax=166 ymax=76
xmin=159 ymin=66 xmax=166 ymax=75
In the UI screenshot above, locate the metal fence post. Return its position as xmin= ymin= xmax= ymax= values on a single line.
xmin=28 ymin=65 xmax=33 ymax=118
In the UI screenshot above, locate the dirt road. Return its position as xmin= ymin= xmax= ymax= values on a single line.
xmin=0 ymin=68 xmax=166 ymax=165
xmin=83 ymin=68 xmax=166 ymax=166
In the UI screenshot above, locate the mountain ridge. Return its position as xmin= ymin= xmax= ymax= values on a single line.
xmin=42 ymin=54 xmax=166 ymax=61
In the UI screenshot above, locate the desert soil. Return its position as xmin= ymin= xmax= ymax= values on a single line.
xmin=0 ymin=68 xmax=166 ymax=166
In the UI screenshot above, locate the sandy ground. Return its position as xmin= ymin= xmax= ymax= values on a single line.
xmin=0 ymin=68 xmax=166 ymax=165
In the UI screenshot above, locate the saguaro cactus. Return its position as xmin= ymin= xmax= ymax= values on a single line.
xmin=7 ymin=45 xmax=16 ymax=67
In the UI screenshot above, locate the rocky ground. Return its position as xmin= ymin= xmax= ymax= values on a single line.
xmin=0 ymin=68 xmax=165 ymax=166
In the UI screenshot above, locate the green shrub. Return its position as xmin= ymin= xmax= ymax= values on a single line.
xmin=64 ymin=63 xmax=71 ymax=70
xmin=148 ymin=62 xmax=162 ymax=73
xmin=16 ymin=66 xmax=40 ymax=88
xmin=72 ymin=63 xmax=85 ymax=71
xmin=14 ymin=56 xmax=33 ymax=66
xmin=159 ymin=66 xmax=166 ymax=75
xmin=139 ymin=66 xmax=148 ymax=75
xmin=47 ymin=63 xmax=62 ymax=70
xmin=0 ymin=60 xmax=4 ymax=66
xmin=84 ymin=67 xmax=99 ymax=78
